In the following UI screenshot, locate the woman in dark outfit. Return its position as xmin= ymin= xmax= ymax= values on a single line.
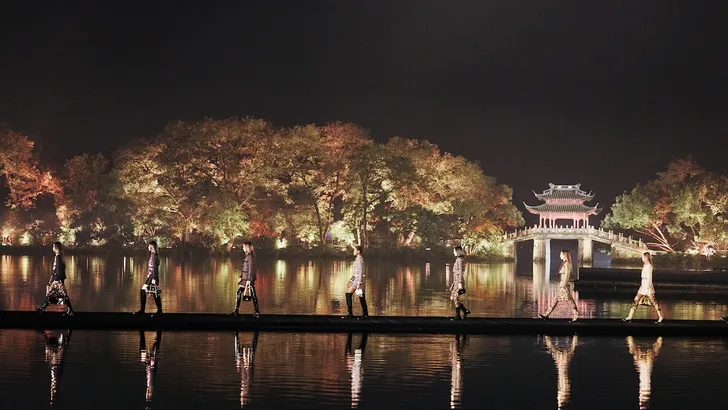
xmin=230 ymin=242 xmax=260 ymax=317
xmin=136 ymin=240 xmax=162 ymax=315
xmin=38 ymin=242 xmax=74 ymax=316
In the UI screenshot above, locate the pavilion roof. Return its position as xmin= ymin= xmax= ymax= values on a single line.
xmin=524 ymin=203 xmax=602 ymax=215
xmin=533 ymin=183 xmax=594 ymax=201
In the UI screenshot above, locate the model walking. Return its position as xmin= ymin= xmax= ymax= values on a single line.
xmin=135 ymin=241 xmax=162 ymax=315
xmin=450 ymin=246 xmax=470 ymax=320
xmin=38 ymin=242 xmax=74 ymax=316
xmin=623 ymin=252 xmax=664 ymax=323
xmin=344 ymin=245 xmax=368 ymax=319
xmin=231 ymin=242 xmax=260 ymax=317
xmin=539 ymin=250 xmax=579 ymax=322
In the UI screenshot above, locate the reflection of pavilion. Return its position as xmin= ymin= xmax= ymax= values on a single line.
xmin=450 ymin=334 xmax=467 ymax=409
xmin=345 ymin=333 xmax=367 ymax=408
xmin=140 ymin=331 xmax=161 ymax=408
xmin=235 ymin=331 xmax=258 ymax=409
xmin=43 ymin=329 xmax=72 ymax=406
xmin=626 ymin=336 xmax=662 ymax=410
xmin=543 ymin=335 xmax=578 ymax=409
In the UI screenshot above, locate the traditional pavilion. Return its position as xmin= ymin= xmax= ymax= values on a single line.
xmin=524 ymin=183 xmax=602 ymax=228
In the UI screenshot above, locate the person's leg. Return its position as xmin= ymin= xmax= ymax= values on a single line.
xmin=153 ymin=291 xmax=162 ymax=314
xmin=650 ymin=295 xmax=664 ymax=322
xmin=251 ymin=283 xmax=260 ymax=317
xmin=568 ymin=292 xmax=578 ymax=321
xmin=540 ymin=299 xmax=559 ymax=319
xmin=231 ymin=287 xmax=243 ymax=315
xmin=358 ymin=293 xmax=368 ymax=318
xmin=344 ymin=292 xmax=354 ymax=318
xmin=624 ymin=294 xmax=641 ymax=321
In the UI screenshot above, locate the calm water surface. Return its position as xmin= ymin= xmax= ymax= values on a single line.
xmin=1 ymin=330 xmax=727 ymax=409
xmin=0 ymin=253 xmax=726 ymax=320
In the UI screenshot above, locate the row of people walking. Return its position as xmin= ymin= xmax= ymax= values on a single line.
xmin=36 ymin=241 xmax=663 ymax=323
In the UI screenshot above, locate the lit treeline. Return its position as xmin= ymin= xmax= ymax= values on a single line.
xmin=0 ymin=119 xmax=523 ymax=253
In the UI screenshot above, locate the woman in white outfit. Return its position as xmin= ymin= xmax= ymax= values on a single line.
xmin=623 ymin=252 xmax=664 ymax=323
xmin=539 ymin=250 xmax=579 ymax=322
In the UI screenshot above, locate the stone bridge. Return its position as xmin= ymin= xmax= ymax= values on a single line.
xmin=501 ymin=225 xmax=649 ymax=264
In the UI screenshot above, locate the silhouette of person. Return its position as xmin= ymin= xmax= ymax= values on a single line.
xmin=231 ymin=242 xmax=260 ymax=317
xmin=624 ymin=253 xmax=664 ymax=323
xmin=235 ymin=331 xmax=258 ymax=409
xmin=539 ymin=250 xmax=579 ymax=322
xmin=345 ymin=333 xmax=368 ymax=408
xmin=543 ymin=335 xmax=578 ymax=410
xmin=42 ymin=329 xmax=72 ymax=406
xmin=626 ymin=336 xmax=663 ymax=410
xmin=450 ymin=334 xmax=467 ymax=409
xmin=136 ymin=241 xmax=162 ymax=315
xmin=140 ymin=331 xmax=162 ymax=408
xmin=344 ymin=246 xmax=368 ymax=319
xmin=38 ymin=242 xmax=74 ymax=316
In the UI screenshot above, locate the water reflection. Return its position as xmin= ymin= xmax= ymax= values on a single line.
xmin=450 ymin=334 xmax=467 ymax=409
xmin=235 ymin=331 xmax=258 ymax=408
xmin=140 ymin=331 xmax=162 ymax=408
xmin=1 ymin=254 xmax=728 ymax=319
xmin=42 ymin=329 xmax=71 ymax=406
xmin=345 ymin=333 xmax=367 ymax=408
xmin=626 ymin=336 xmax=663 ymax=409
xmin=543 ymin=335 xmax=577 ymax=409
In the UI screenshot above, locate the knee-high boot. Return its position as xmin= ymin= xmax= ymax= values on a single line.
xmin=136 ymin=289 xmax=147 ymax=314
xmin=37 ymin=300 xmax=49 ymax=313
xmin=358 ymin=294 xmax=369 ymax=318
xmin=230 ymin=288 xmax=242 ymax=315
xmin=64 ymin=297 xmax=74 ymax=315
xmin=251 ymin=286 xmax=260 ymax=318
xmin=344 ymin=293 xmax=353 ymax=318
xmin=153 ymin=294 xmax=163 ymax=314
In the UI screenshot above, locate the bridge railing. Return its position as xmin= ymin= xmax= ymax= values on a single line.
xmin=503 ymin=225 xmax=645 ymax=248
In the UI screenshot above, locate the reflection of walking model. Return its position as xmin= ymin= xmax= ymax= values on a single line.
xmin=543 ymin=335 xmax=578 ymax=410
xmin=623 ymin=252 xmax=664 ymax=323
xmin=37 ymin=242 xmax=75 ymax=316
xmin=345 ymin=333 xmax=367 ymax=408
xmin=135 ymin=241 xmax=162 ymax=315
xmin=626 ymin=336 xmax=663 ymax=410
xmin=42 ymin=329 xmax=72 ymax=406
xmin=450 ymin=334 xmax=467 ymax=409
xmin=539 ymin=250 xmax=579 ymax=322
xmin=140 ymin=331 xmax=162 ymax=407
xmin=231 ymin=242 xmax=260 ymax=317
xmin=450 ymin=246 xmax=470 ymax=320
xmin=344 ymin=246 xmax=368 ymax=319
xmin=235 ymin=331 xmax=258 ymax=409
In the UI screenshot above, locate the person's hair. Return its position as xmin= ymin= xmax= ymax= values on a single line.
xmin=53 ymin=242 xmax=63 ymax=254
xmin=561 ymin=249 xmax=572 ymax=264
xmin=148 ymin=240 xmax=159 ymax=254
xmin=244 ymin=241 xmax=255 ymax=255
xmin=354 ymin=245 xmax=362 ymax=254
xmin=454 ymin=245 xmax=465 ymax=257
xmin=643 ymin=252 xmax=653 ymax=265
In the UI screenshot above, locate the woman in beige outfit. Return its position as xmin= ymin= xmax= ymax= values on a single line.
xmin=539 ymin=250 xmax=579 ymax=322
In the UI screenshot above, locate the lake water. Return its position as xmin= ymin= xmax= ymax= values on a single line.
xmin=1 ymin=253 xmax=726 ymax=320
xmin=2 ymin=330 xmax=728 ymax=409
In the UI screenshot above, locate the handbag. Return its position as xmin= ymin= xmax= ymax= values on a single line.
xmin=146 ymin=284 xmax=161 ymax=296
xmin=242 ymin=283 xmax=253 ymax=302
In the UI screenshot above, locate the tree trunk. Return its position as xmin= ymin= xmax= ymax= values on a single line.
xmin=361 ymin=176 xmax=368 ymax=248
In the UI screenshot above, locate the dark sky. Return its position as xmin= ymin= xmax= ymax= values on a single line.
xmin=1 ymin=1 xmax=727 ymax=225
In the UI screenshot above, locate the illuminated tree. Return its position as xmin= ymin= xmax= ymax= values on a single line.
xmin=0 ymin=130 xmax=62 ymax=209
xmin=603 ymin=158 xmax=728 ymax=252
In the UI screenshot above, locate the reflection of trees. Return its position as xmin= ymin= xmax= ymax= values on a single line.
xmin=543 ymin=335 xmax=578 ymax=410
xmin=626 ymin=336 xmax=662 ymax=410
xmin=43 ymin=329 xmax=72 ymax=406
xmin=235 ymin=331 xmax=258 ymax=409
xmin=450 ymin=334 xmax=466 ymax=409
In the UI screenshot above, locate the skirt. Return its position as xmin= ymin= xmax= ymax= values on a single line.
xmin=556 ymin=285 xmax=573 ymax=302
xmin=46 ymin=281 xmax=68 ymax=304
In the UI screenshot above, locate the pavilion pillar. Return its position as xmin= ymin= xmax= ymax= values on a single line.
xmin=578 ymin=237 xmax=593 ymax=266
xmin=533 ymin=237 xmax=550 ymax=262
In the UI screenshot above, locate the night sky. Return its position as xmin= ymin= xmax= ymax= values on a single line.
xmin=2 ymin=1 xmax=727 ymax=226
